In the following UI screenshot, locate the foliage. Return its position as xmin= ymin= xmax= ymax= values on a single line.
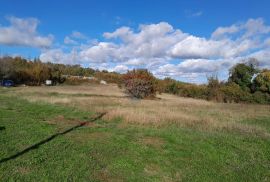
xmin=94 ymin=71 xmax=123 ymax=85
xmin=220 ymin=83 xmax=252 ymax=103
xmin=178 ymin=84 xmax=208 ymax=99
xmin=0 ymin=56 xmax=111 ymax=86
xmin=1 ymin=56 xmax=270 ymax=104
xmin=1 ymin=92 xmax=270 ymax=181
xmin=228 ymin=58 xmax=259 ymax=91
xmin=252 ymin=69 xmax=270 ymax=94
xmin=252 ymin=91 xmax=270 ymax=104
xmin=123 ymin=69 xmax=156 ymax=99
xmin=207 ymin=75 xmax=224 ymax=102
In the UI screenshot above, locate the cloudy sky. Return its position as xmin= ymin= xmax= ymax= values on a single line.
xmin=0 ymin=0 xmax=270 ymax=83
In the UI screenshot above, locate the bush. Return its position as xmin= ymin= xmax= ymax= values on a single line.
xmin=207 ymin=76 xmax=224 ymax=102
xmin=221 ymin=83 xmax=252 ymax=103
xmin=252 ymin=91 xmax=270 ymax=104
xmin=178 ymin=84 xmax=208 ymax=99
xmin=252 ymin=69 xmax=270 ymax=94
xmin=123 ymin=69 xmax=156 ymax=99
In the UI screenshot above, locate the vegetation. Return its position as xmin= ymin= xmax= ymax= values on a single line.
xmin=1 ymin=56 xmax=270 ymax=104
xmin=1 ymin=85 xmax=270 ymax=181
xmin=160 ymin=59 xmax=270 ymax=104
xmin=123 ymin=69 xmax=156 ymax=99
xmin=228 ymin=58 xmax=259 ymax=91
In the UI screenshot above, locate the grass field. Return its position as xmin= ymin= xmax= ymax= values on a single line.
xmin=1 ymin=84 xmax=270 ymax=181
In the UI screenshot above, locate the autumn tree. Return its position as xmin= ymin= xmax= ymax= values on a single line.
xmin=253 ymin=69 xmax=270 ymax=94
xmin=123 ymin=69 xmax=156 ymax=99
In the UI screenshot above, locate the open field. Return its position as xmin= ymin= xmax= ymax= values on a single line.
xmin=1 ymin=84 xmax=270 ymax=181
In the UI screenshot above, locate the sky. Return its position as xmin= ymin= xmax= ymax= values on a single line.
xmin=0 ymin=0 xmax=270 ymax=83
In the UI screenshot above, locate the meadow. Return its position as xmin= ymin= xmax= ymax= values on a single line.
xmin=1 ymin=84 xmax=270 ymax=181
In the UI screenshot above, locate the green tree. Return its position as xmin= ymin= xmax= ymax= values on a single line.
xmin=253 ymin=69 xmax=270 ymax=94
xmin=228 ymin=58 xmax=259 ymax=91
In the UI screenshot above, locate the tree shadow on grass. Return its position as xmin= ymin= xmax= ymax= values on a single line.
xmin=0 ymin=112 xmax=106 ymax=164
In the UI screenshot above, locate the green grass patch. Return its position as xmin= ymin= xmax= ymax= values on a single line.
xmin=0 ymin=94 xmax=270 ymax=181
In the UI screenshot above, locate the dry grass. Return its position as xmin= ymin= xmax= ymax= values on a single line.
xmin=6 ymin=84 xmax=270 ymax=136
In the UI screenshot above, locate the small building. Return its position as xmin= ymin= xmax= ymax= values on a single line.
xmin=100 ymin=80 xmax=107 ymax=85
xmin=1 ymin=80 xmax=14 ymax=87
xmin=45 ymin=80 xmax=52 ymax=86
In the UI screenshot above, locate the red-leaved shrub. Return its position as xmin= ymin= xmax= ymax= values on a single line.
xmin=123 ymin=69 xmax=156 ymax=99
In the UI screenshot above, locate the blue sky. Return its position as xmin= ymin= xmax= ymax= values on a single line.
xmin=0 ymin=0 xmax=270 ymax=83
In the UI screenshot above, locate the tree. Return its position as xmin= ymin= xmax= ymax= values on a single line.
xmin=123 ymin=69 xmax=156 ymax=99
xmin=228 ymin=58 xmax=259 ymax=91
xmin=207 ymin=75 xmax=223 ymax=101
xmin=253 ymin=69 xmax=270 ymax=94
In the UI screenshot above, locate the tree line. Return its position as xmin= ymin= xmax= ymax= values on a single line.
xmin=0 ymin=56 xmax=97 ymax=85
xmin=155 ymin=58 xmax=270 ymax=104
xmin=1 ymin=56 xmax=270 ymax=104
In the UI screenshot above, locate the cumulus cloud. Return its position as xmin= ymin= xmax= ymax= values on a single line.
xmin=211 ymin=25 xmax=240 ymax=39
xmin=156 ymin=58 xmax=238 ymax=76
xmin=109 ymin=65 xmax=129 ymax=73
xmin=40 ymin=18 xmax=270 ymax=82
xmin=0 ymin=16 xmax=53 ymax=48
xmin=40 ymin=48 xmax=79 ymax=65
xmin=212 ymin=18 xmax=270 ymax=39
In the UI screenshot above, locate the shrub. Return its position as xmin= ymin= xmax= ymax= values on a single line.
xmin=252 ymin=69 xmax=270 ymax=94
xmin=123 ymin=69 xmax=156 ymax=99
xmin=207 ymin=76 xmax=224 ymax=102
xmin=252 ymin=91 xmax=270 ymax=104
xmin=221 ymin=83 xmax=252 ymax=103
xmin=178 ymin=84 xmax=208 ymax=99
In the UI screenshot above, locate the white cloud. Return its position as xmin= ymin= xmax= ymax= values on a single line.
xmin=79 ymin=42 xmax=119 ymax=63
xmin=212 ymin=18 xmax=270 ymax=40
xmin=40 ymin=18 xmax=270 ymax=82
xmin=64 ymin=36 xmax=78 ymax=45
xmin=40 ymin=48 xmax=79 ymax=65
xmin=0 ymin=16 xmax=53 ymax=48
xmin=170 ymin=36 xmax=226 ymax=59
xmin=109 ymin=65 xmax=128 ymax=73
xmin=71 ymin=31 xmax=87 ymax=39
xmin=249 ymin=49 xmax=270 ymax=67
xmin=211 ymin=25 xmax=240 ymax=39
xmin=243 ymin=18 xmax=270 ymax=38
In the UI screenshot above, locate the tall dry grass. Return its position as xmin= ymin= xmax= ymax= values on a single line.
xmin=6 ymin=84 xmax=270 ymax=137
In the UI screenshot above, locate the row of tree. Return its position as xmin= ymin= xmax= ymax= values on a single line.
xmin=1 ymin=56 xmax=270 ymax=104
xmin=155 ymin=58 xmax=270 ymax=104
xmin=0 ymin=57 xmax=104 ymax=85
